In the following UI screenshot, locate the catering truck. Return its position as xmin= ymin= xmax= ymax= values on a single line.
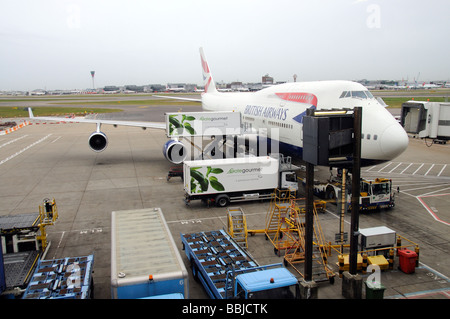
xmin=111 ymin=208 xmax=188 ymax=299
xmin=184 ymin=155 xmax=299 ymax=207
xmin=181 ymin=229 xmax=300 ymax=299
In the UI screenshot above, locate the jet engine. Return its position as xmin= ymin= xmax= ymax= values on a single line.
xmin=163 ymin=139 xmax=187 ymax=164
xmin=88 ymin=131 xmax=108 ymax=152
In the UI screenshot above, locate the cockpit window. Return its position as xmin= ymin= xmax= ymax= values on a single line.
xmin=339 ymin=90 xmax=375 ymax=99
xmin=365 ymin=91 xmax=374 ymax=99
xmin=352 ymin=91 xmax=368 ymax=99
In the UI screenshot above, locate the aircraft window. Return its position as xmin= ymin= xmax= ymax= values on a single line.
xmin=340 ymin=91 xmax=347 ymax=98
xmin=344 ymin=91 xmax=351 ymax=98
xmin=374 ymin=135 xmax=378 ymax=140
xmin=351 ymin=91 xmax=368 ymax=99
xmin=367 ymin=134 xmax=371 ymax=140
xmin=361 ymin=134 xmax=364 ymax=139
xmin=365 ymin=91 xmax=374 ymax=99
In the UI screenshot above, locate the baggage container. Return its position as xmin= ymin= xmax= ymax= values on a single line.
xmin=111 ymin=208 xmax=188 ymax=299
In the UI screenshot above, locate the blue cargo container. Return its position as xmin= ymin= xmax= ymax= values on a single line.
xmin=22 ymin=255 xmax=94 ymax=299
xmin=181 ymin=229 xmax=300 ymax=299
xmin=111 ymin=208 xmax=188 ymax=299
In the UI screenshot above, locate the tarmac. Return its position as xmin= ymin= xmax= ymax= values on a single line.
xmin=0 ymin=95 xmax=449 ymax=300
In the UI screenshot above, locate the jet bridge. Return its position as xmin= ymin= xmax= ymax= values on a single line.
xmin=401 ymin=101 xmax=450 ymax=144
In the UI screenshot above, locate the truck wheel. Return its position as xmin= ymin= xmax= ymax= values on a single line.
xmin=191 ymin=262 xmax=199 ymax=282
xmin=215 ymin=195 xmax=230 ymax=207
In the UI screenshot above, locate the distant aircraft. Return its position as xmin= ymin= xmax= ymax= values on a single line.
xmin=165 ymin=85 xmax=186 ymax=92
xmin=28 ymin=48 xmax=409 ymax=166
xmin=421 ymin=82 xmax=439 ymax=89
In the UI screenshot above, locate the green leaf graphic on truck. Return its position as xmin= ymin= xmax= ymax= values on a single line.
xmin=169 ymin=114 xmax=196 ymax=136
xmin=190 ymin=166 xmax=224 ymax=193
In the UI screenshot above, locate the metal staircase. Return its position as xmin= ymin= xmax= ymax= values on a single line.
xmin=264 ymin=189 xmax=297 ymax=255
xmin=283 ymin=199 xmax=335 ymax=284
xmin=226 ymin=207 xmax=248 ymax=249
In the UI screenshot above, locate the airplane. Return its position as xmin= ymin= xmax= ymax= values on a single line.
xmin=165 ymin=84 xmax=186 ymax=92
xmin=27 ymin=47 xmax=409 ymax=167
xmin=421 ymin=82 xmax=439 ymax=89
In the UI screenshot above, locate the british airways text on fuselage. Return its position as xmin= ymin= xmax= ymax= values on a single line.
xmin=243 ymin=105 xmax=289 ymax=121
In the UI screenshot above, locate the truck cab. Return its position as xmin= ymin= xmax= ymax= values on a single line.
xmin=280 ymin=171 xmax=298 ymax=192
xmin=358 ymin=178 xmax=394 ymax=210
xmin=234 ymin=267 xmax=300 ymax=299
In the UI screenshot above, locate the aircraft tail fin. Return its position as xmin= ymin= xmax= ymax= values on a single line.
xmin=199 ymin=47 xmax=218 ymax=94
xmin=28 ymin=107 xmax=34 ymax=118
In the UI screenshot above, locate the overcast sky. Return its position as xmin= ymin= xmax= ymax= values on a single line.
xmin=1 ymin=0 xmax=449 ymax=91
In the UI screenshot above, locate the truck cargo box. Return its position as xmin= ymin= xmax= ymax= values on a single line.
xmin=184 ymin=156 xmax=279 ymax=196
xmin=111 ymin=208 xmax=188 ymax=299
xmin=359 ymin=226 xmax=396 ymax=253
xmin=165 ymin=111 xmax=241 ymax=137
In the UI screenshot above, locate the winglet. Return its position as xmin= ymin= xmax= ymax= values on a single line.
xmin=199 ymin=47 xmax=218 ymax=94
xmin=28 ymin=107 xmax=34 ymax=118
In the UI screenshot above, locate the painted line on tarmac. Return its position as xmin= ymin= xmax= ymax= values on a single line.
xmin=400 ymin=163 xmax=413 ymax=174
xmin=424 ymin=164 xmax=435 ymax=176
xmin=412 ymin=163 xmax=424 ymax=175
xmin=387 ymin=288 xmax=450 ymax=299
xmin=0 ymin=134 xmax=52 ymax=166
xmin=438 ymin=164 xmax=447 ymax=177
xmin=0 ymin=134 xmax=28 ymax=149
xmin=416 ymin=193 xmax=450 ymax=226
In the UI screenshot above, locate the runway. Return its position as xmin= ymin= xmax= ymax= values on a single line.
xmin=0 ymin=95 xmax=449 ymax=300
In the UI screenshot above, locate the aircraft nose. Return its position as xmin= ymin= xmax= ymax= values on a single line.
xmin=380 ymin=124 xmax=409 ymax=160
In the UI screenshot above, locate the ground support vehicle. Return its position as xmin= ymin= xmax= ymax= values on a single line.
xmin=22 ymin=255 xmax=94 ymax=299
xmin=0 ymin=199 xmax=58 ymax=297
xmin=167 ymin=165 xmax=183 ymax=181
xmin=308 ymin=176 xmax=394 ymax=211
xmin=184 ymin=155 xmax=299 ymax=207
xmin=111 ymin=208 xmax=188 ymax=299
xmin=352 ymin=178 xmax=395 ymax=211
xmin=181 ymin=229 xmax=300 ymax=299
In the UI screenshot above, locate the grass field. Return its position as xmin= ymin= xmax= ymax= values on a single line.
xmin=52 ymin=99 xmax=200 ymax=106
xmin=381 ymin=96 xmax=448 ymax=108
xmin=0 ymin=107 xmax=122 ymax=118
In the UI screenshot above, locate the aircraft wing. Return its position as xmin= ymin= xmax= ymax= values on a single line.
xmin=27 ymin=107 xmax=166 ymax=130
xmin=152 ymin=95 xmax=202 ymax=102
